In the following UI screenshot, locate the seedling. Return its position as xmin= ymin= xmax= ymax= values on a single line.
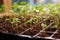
xmin=41 ymin=23 xmax=47 ymax=29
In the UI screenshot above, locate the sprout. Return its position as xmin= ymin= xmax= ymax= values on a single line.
xmin=12 ymin=17 xmax=20 ymax=23
xmin=41 ymin=23 xmax=47 ymax=29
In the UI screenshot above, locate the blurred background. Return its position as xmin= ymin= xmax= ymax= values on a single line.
xmin=12 ymin=0 xmax=60 ymax=5
xmin=0 ymin=0 xmax=60 ymax=12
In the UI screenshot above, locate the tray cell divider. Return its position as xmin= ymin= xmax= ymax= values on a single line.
xmin=40 ymin=31 xmax=55 ymax=33
xmin=32 ymin=22 xmax=54 ymax=37
xmin=50 ymin=30 xmax=58 ymax=37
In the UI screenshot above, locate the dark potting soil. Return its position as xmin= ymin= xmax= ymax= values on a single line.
xmin=52 ymin=33 xmax=60 ymax=39
xmin=38 ymin=32 xmax=52 ymax=37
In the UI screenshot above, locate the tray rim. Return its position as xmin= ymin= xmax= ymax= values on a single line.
xmin=0 ymin=32 xmax=60 ymax=40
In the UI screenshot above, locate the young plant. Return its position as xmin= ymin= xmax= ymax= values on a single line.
xmin=5 ymin=16 xmax=20 ymax=28
xmin=11 ymin=17 xmax=20 ymax=28
xmin=25 ymin=16 xmax=38 ymax=25
xmin=41 ymin=23 xmax=47 ymax=29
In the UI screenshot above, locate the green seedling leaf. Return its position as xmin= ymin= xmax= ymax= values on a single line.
xmin=41 ymin=23 xmax=47 ymax=29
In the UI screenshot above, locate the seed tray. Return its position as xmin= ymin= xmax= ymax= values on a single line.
xmin=0 ymin=19 xmax=60 ymax=40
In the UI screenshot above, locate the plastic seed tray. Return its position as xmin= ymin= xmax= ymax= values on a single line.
xmin=0 ymin=19 xmax=60 ymax=40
